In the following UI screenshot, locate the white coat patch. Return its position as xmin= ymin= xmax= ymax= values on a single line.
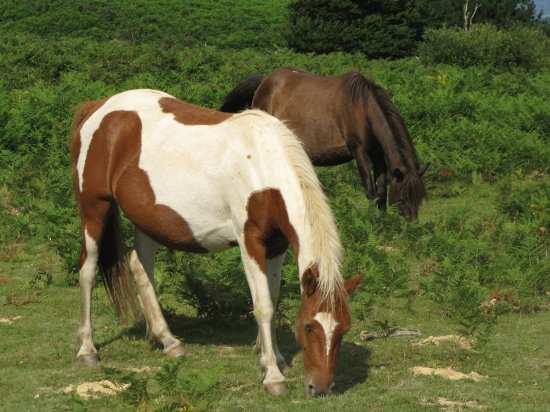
xmin=314 ymin=312 xmax=338 ymax=356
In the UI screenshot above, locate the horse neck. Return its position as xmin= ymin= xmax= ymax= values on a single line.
xmin=277 ymin=129 xmax=344 ymax=308
xmin=365 ymin=90 xmax=417 ymax=174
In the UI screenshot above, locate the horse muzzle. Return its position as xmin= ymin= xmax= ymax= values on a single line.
xmin=304 ymin=380 xmax=335 ymax=398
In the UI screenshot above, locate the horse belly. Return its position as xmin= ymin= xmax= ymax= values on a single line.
xmin=284 ymin=118 xmax=352 ymax=166
xmin=138 ymin=140 xmax=238 ymax=252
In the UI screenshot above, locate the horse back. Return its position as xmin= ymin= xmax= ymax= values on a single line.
xmin=252 ymin=69 xmax=362 ymax=165
xmin=72 ymin=90 xmax=305 ymax=252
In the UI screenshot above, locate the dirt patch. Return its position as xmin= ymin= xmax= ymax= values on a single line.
xmin=422 ymin=397 xmax=488 ymax=410
xmin=437 ymin=397 xmax=488 ymax=409
xmin=411 ymin=366 xmax=487 ymax=382
xmin=61 ymin=380 xmax=129 ymax=399
xmin=0 ymin=315 xmax=23 ymax=325
xmin=412 ymin=335 xmax=473 ymax=350
xmin=126 ymin=366 xmax=161 ymax=373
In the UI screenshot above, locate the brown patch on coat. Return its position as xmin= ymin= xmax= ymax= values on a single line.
xmin=70 ymin=98 xmax=108 ymax=265
xmin=243 ymin=189 xmax=299 ymax=274
xmin=76 ymin=109 xmax=207 ymax=253
xmin=159 ymin=97 xmax=232 ymax=125
xmin=70 ymin=99 xmax=108 ymax=209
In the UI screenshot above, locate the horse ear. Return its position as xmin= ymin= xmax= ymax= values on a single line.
xmin=302 ymin=267 xmax=319 ymax=297
xmin=344 ymin=272 xmax=364 ymax=295
xmin=393 ymin=168 xmax=405 ymax=182
xmin=419 ymin=163 xmax=430 ymax=176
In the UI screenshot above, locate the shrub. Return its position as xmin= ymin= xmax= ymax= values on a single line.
xmin=495 ymin=174 xmax=550 ymax=295
xmin=419 ymin=23 xmax=550 ymax=72
xmin=286 ymin=0 xmax=422 ymax=58
xmin=161 ymin=249 xmax=253 ymax=322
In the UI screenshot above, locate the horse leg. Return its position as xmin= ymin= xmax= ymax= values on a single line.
xmin=241 ymin=251 xmax=288 ymax=395
xmin=129 ymin=229 xmax=185 ymax=358
xmin=373 ymin=152 xmax=388 ymax=211
xmin=76 ymin=201 xmax=111 ymax=366
xmin=352 ymin=147 xmax=377 ymax=201
xmin=254 ymin=252 xmax=287 ymax=373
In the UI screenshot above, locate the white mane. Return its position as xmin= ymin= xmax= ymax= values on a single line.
xmin=238 ymin=111 xmax=345 ymax=307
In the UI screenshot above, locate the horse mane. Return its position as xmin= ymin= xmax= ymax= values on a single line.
xmin=220 ymin=74 xmax=264 ymax=113
xmin=346 ymin=72 xmax=427 ymax=203
xmin=232 ymin=110 xmax=347 ymax=310
xmin=279 ymin=121 xmax=347 ymax=310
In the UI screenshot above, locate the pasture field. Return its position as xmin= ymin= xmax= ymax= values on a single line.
xmin=1 ymin=198 xmax=549 ymax=411
xmin=1 ymin=0 xmax=549 ymax=410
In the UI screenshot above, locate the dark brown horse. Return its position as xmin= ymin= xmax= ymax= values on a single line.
xmin=221 ymin=68 xmax=428 ymax=221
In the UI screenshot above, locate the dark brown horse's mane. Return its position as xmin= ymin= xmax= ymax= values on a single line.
xmin=346 ymin=71 xmax=427 ymax=210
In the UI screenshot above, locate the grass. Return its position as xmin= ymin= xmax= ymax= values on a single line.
xmin=0 ymin=2 xmax=548 ymax=408
xmin=1 ymin=188 xmax=548 ymax=411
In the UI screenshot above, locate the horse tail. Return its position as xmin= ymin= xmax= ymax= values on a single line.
xmin=220 ymin=74 xmax=264 ymax=112
xmin=70 ymin=100 xmax=138 ymax=322
xmin=98 ymin=203 xmax=139 ymax=323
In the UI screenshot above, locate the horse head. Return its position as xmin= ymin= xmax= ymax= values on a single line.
xmin=389 ymin=163 xmax=429 ymax=222
xmin=295 ymin=267 xmax=363 ymax=398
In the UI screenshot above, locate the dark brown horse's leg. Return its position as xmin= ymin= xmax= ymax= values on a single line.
xmin=352 ymin=147 xmax=377 ymax=201
xmin=372 ymin=151 xmax=388 ymax=211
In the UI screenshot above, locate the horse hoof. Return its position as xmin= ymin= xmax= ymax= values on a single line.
xmin=264 ymin=382 xmax=289 ymax=396
xmin=78 ymin=354 xmax=99 ymax=366
xmin=164 ymin=344 xmax=186 ymax=358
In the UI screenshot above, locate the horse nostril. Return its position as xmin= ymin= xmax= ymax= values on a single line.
xmin=306 ymin=382 xmax=334 ymax=398
xmin=306 ymin=383 xmax=316 ymax=397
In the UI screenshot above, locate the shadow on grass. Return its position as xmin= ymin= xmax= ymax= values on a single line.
xmin=98 ymin=312 xmax=371 ymax=394
xmin=334 ymin=341 xmax=371 ymax=394
xmin=98 ymin=313 xmax=299 ymax=357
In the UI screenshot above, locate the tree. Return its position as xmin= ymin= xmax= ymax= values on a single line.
xmin=463 ymin=0 xmax=481 ymax=32
xmin=473 ymin=0 xmax=540 ymax=26
xmin=286 ymin=0 xmax=425 ymax=59
xmin=285 ymin=0 xmax=542 ymax=58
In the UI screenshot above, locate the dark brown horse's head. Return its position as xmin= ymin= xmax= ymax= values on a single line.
xmin=389 ymin=164 xmax=429 ymax=222
xmin=295 ymin=267 xmax=363 ymax=398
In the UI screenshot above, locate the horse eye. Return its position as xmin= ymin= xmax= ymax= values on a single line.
xmin=305 ymin=324 xmax=314 ymax=333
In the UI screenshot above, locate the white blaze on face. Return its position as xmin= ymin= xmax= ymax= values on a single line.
xmin=314 ymin=312 xmax=338 ymax=357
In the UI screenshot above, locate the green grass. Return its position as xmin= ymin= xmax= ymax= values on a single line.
xmin=1 ymin=209 xmax=548 ymax=411
xmin=1 ymin=1 xmax=549 ymax=409
xmin=0 ymin=0 xmax=290 ymax=50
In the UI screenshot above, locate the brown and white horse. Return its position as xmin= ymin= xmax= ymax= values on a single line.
xmin=71 ymin=89 xmax=362 ymax=397
xmin=221 ymin=68 xmax=429 ymax=221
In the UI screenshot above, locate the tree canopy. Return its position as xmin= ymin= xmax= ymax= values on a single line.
xmin=286 ymin=0 xmax=542 ymax=58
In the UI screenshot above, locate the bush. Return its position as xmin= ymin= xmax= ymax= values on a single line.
xmin=286 ymin=0 xmax=422 ymax=58
xmin=161 ymin=249 xmax=253 ymax=322
xmin=496 ymin=174 xmax=550 ymax=295
xmin=419 ymin=24 xmax=550 ymax=72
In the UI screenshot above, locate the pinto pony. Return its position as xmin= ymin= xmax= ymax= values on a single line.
xmin=221 ymin=68 xmax=429 ymax=221
xmin=71 ymin=89 xmax=362 ymax=397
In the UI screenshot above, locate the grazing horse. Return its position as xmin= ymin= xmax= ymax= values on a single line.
xmin=71 ymin=89 xmax=363 ymax=398
xmin=221 ymin=68 xmax=428 ymax=221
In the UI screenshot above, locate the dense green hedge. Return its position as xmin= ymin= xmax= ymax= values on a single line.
xmin=420 ymin=24 xmax=550 ymax=71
